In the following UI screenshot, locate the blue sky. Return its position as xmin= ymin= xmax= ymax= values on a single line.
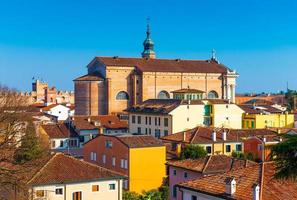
xmin=0 ymin=0 xmax=297 ymax=93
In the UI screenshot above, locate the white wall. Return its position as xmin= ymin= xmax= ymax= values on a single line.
xmin=45 ymin=105 xmax=70 ymax=121
xmin=170 ymin=104 xmax=204 ymax=133
xmin=181 ymin=188 xmax=223 ymax=200
xmin=212 ymin=104 xmax=244 ymax=129
xmin=32 ymin=179 xmax=122 ymax=200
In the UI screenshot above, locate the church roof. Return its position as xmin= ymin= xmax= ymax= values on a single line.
xmin=94 ymin=57 xmax=229 ymax=74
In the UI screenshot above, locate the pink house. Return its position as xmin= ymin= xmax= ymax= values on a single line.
xmin=167 ymin=155 xmax=257 ymax=200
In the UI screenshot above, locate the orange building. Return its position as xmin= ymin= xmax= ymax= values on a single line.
xmin=74 ymin=24 xmax=239 ymax=115
xmin=243 ymin=135 xmax=282 ymax=161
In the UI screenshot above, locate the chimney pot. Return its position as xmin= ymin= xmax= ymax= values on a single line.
xmin=253 ymin=184 xmax=260 ymax=200
xmin=183 ymin=132 xmax=186 ymax=141
xmin=225 ymin=177 xmax=236 ymax=195
xmin=212 ymin=131 xmax=217 ymax=142
xmin=222 ymin=131 xmax=227 ymax=141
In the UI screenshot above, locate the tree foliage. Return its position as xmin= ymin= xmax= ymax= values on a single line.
xmin=123 ymin=186 xmax=169 ymax=200
xmin=181 ymin=144 xmax=207 ymax=159
xmin=285 ymin=89 xmax=297 ymax=111
xmin=271 ymin=135 xmax=297 ymax=181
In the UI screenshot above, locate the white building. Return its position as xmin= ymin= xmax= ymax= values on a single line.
xmin=26 ymin=153 xmax=125 ymax=200
xmin=126 ymin=99 xmax=244 ymax=138
xmin=41 ymin=104 xmax=74 ymax=121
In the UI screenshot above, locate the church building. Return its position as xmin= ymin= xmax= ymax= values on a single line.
xmin=74 ymin=23 xmax=238 ymax=115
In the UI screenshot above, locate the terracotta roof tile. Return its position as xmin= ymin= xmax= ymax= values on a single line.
xmin=116 ymin=134 xmax=164 ymax=148
xmin=73 ymin=73 xmax=104 ymax=81
xmin=167 ymin=155 xmax=257 ymax=174
xmin=28 ymin=153 xmax=124 ymax=186
xmin=239 ymin=104 xmax=283 ymax=114
xmin=95 ymin=57 xmax=229 ymax=73
xmin=41 ymin=123 xmax=78 ymax=138
xmin=73 ymin=115 xmax=128 ymax=130
xmin=126 ymin=99 xmax=203 ymax=114
xmin=177 ymin=162 xmax=297 ymax=200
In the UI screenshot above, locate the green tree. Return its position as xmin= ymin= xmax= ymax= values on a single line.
xmin=123 ymin=191 xmax=140 ymax=200
xmin=159 ymin=186 xmax=169 ymax=200
xmin=14 ymin=122 xmax=44 ymax=164
xmin=140 ymin=189 xmax=162 ymax=200
xmin=271 ymin=135 xmax=297 ymax=181
xmin=181 ymin=144 xmax=207 ymax=159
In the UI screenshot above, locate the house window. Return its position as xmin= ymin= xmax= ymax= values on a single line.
xmin=164 ymin=118 xmax=169 ymax=127
xmin=55 ymin=188 xmax=63 ymax=195
xmin=236 ymin=144 xmax=242 ymax=152
xmin=155 ymin=117 xmax=157 ymax=125
xmin=132 ymin=115 xmax=136 ymax=124
xmin=51 ymin=141 xmax=56 ymax=148
xmin=124 ymin=159 xmax=128 ymax=169
xmin=158 ymin=91 xmax=170 ymax=99
xmin=164 ymin=130 xmax=169 ymax=136
xmin=116 ymin=91 xmax=129 ymax=100
xmin=251 ymin=121 xmax=255 ymax=128
xmin=208 ymin=90 xmax=218 ymax=99
xmin=90 ymin=152 xmax=97 ymax=161
xmin=36 ymin=190 xmax=45 ymax=197
xmin=155 ymin=129 xmax=161 ymax=138
xmin=123 ymin=180 xmax=128 ymax=189
xmin=73 ymin=191 xmax=82 ymax=200
xmin=137 ymin=127 xmax=141 ymax=134
xmin=137 ymin=116 xmax=141 ymax=124
xmin=187 ymin=117 xmax=189 ymax=122
xmin=112 ymin=157 xmax=116 ymax=166
xmin=145 ymin=117 xmax=148 ymax=125
xmin=173 ymin=185 xmax=177 ymax=197
xmin=149 ymin=128 xmax=151 ymax=135
xmin=102 ymin=154 xmax=106 ymax=164
xmin=121 ymin=159 xmax=124 ymax=168
xmin=92 ymin=185 xmax=99 ymax=192
xmin=184 ymin=172 xmax=188 ymax=178
xmin=105 ymin=140 xmax=113 ymax=148
xmin=158 ymin=117 xmax=161 ymax=126
xmin=191 ymin=195 xmax=197 ymax=200
xmin=149 ymin=117 xmax=151 ymax=125
xmin=226 ymin=145 xmax=231 ymax=153
xmin=206 ymin=146 xmax=212 ymax=154
xmin=173 ymin=169 xmax=177 ymax=176
xmin=145 ymin=128 xmax=148 ymax=134
xmin=258 ymin=144 xmax=263 ymax=151
xmin=109 ymin=184 xmax=116 ymax=190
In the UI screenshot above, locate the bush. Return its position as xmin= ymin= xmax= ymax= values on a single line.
xmin=181 ymin=144 xmax=207 ymax=159
xmin=123 ymin=191 xmax=140 ymax=200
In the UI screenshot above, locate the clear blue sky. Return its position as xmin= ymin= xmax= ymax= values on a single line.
xmin=0 ymin=0 xmax=297 ymax=93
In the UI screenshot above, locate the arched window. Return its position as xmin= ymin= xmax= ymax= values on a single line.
xmin=116 ymin=91 xmax=129 ymax=100
xmin=208 ymin=91 xmax=218 ymax=99
xmin=157 ymin=91 xmax=170 ymax=99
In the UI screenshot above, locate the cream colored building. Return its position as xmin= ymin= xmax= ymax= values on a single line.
xmin=127 ymin=99 xmax=244 ymax=138
xmin=25 ymin=153 xmax=124 ymax=200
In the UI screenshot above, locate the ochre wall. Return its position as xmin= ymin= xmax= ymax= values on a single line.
xmin=129 ymin=146 xmax=166 ymax=193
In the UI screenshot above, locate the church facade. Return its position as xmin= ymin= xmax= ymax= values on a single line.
xmin=74 ymin=24 xmax=238 ymax=115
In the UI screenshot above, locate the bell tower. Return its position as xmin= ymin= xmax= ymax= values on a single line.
xmin=142 ymin=18 xmax=156 ymax=59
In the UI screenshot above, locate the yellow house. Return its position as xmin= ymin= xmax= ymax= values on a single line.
xmin=161 ymin=126 xmax=244 ymax=157
xmin=83 ymin=134 xmax=166 ymax=194
xmin=240 ymin=105 xmax=294 ymax=129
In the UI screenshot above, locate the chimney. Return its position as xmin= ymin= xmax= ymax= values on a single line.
xmin=222 ymin=130 xmax=227 ymax=141
xmin=253 ymin=184 xmax=260 ymax=200
xmin=263 ymin=137 xmax=266 ymax=143
xmin=183 ymin=132 xmax=186 ymax=141
xmin=87 ymin=117 xmax=91 ymax=123
xmin=225 ymin=177 xmax=236 ymax=195
xmin=212 ymin=131 xmax=216 ymax=142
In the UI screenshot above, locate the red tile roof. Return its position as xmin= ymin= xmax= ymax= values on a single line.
xmin=41 ymin=104 xmax=58 ymax=111
xmin=126 ymin=99 xmax=203 ymax=114
xmin=41 ymin=123 xmax=78 ymax=138
xmin=73 ymin=73 xmax=104 ymax=81
xmin=94 ymin=57 xmax=229 ymax=73
xmin=239 ymin=104 xmax=283 ymax=114
xmin=28 ymin=153 xmax=125 ymax=186
xmin=161 ymin=127 xmax=278 ymax=144
xmin=177 ymin=162 xmax=297 ymax=200
xmin=167 ymin=155 xmax=256 ymax=174
xmin=171 ymin=88 xmax=205 ymax=93
xmin=72 ymin=115 xmax=128 ymax=130
xmin=115 ymin=134 xmax=164 ymax=148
